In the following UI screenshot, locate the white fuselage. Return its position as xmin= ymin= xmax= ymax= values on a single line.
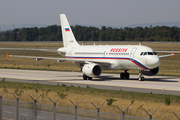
xmin=57 ymin=45 xmax=161 ymax=71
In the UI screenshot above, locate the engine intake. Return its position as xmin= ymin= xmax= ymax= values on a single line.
xmin=142 ymin=67 xmax=159 ymax=76
xmin=82 ymin=63 xmax=102 ymax=77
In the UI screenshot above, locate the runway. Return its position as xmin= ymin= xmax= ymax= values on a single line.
xmin=0 ymin=68 xmax=180 ymax=95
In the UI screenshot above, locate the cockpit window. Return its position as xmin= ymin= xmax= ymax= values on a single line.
xmin=140 ymin=52 xmax=144 ymax=55
xmin=141 ymin=51 xmax=157 ymax=56
xmin=143 ymin=52 xmax=147 ymax=55
xmin=148 ymin=52 xmax=153 ymax=55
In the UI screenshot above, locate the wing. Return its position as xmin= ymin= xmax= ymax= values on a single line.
xmin=158 ymin=52 xmax=175 ymax=58
xmin=6 ymin=53 xmax=111 ymax=67
xmin=7 ymin=54 xmax=68 ymax=61
xmin=156 ymin=51 xmax=180 ymax=53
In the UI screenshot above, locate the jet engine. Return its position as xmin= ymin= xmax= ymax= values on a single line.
xmin=142 ymin=67 xmax=159 ymax=76
xmin=82 ymin=63 xmax=102 ymax=77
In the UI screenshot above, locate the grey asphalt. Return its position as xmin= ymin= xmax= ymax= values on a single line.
xmin=0 ymin=69 xmax=180 ymax=95
xmin=2 ymin=105 xmax=96 ymax=120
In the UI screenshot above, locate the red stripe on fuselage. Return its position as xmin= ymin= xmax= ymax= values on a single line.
xmin=65 ymin=56 xmax=148 ymax=70
xmin=131 ymin=60 xmax=148 ymax=70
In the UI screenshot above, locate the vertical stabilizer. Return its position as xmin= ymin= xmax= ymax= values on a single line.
xmin=60 ymin=14 xmax=79 ymax=47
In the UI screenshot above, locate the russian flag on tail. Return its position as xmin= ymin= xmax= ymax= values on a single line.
xmin=65 ymin=28 xmax=70 ymax=31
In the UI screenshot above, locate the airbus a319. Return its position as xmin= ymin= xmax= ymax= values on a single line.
xmin=6 ymin=14 xmax=174 ymax=81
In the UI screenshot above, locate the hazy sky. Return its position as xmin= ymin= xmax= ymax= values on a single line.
xmin=1 ymin=0 xmax=180 ymax=27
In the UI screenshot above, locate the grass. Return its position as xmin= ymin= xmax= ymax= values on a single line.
xmin=0 ymin=42 xmax=180 ymax=51
xmin=0 ymin=81 xmax=180 ymax=120
xmin=0 ymin=42 xmax=63 ymax=49
xmin=0 ymin=42 xmax=180 ymax=76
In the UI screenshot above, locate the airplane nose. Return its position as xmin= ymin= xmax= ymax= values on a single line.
xmin=146 ymin=56 xmax=161 ymax=69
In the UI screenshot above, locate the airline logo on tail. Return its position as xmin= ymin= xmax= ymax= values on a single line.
xmin=65 ymin=28 xmax=70 ymax=31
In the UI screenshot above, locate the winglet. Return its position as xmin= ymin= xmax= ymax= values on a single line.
xmin=6 ymin=53 xmax=9 ymax=59
xmin=171 ymin=52 xmax=174 ymax=57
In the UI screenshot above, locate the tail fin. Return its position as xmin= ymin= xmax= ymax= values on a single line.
xmin=60 ymin=14 xmax=79 ymax=47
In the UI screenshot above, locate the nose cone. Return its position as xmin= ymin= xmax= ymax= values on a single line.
xmin=146 ymin=56 xmax=161 ymax=69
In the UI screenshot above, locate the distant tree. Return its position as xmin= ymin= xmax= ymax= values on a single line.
xmin=1 ymin=24 xmax=180 ymax=42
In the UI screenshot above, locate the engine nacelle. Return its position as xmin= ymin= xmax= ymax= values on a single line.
xmin=142 ymin=67 xmax=159 ymax=76
xmin=82 ymin=63 xmax=102 ymax=77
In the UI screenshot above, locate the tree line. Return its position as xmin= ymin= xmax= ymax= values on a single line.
xmin=0 ymin=25 xmax=180 ymax=42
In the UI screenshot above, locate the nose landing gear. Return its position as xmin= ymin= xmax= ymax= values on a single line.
xmin=138 ymin=70 xmax=145 ymax=81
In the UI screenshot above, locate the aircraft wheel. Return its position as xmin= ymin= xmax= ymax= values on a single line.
xmin=120 ymin=73 xmax=124 ymax=79
xmin=125 ymin=73 xmax=129 ymax=79
xmin=139 ymin=77 xmax=145 ymax=81
xmin=88 ymin=77 xmax=92 ymax=80
xmin=83 ymin=74 xmax=87 ymax=80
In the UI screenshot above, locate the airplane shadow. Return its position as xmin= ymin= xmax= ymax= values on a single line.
xmin=89 ymin=75 xmax=179 ymax=82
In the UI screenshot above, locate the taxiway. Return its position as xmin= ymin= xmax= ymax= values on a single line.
xmin=0 ymin=69 xmax=180 ymax=95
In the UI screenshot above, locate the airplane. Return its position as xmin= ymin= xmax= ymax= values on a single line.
xmin=6 ymin=14 xmax=175 ymax=81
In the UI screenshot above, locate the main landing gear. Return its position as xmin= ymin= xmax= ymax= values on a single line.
xmin=83 ymin=74 xmax=92 ymax=80
xmin=120 ymin=70 xmax=130 ymax=79
xmin=138 ymin=70 xmax=145 ymax=81
xmin=120 ymin=70 xmax=145 ymax=81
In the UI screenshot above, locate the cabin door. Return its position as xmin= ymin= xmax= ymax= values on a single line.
xmin=130 ymin=47 xmax=137 ymax=60
xmin=103 ymin=51 xmax=106 ymax=57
